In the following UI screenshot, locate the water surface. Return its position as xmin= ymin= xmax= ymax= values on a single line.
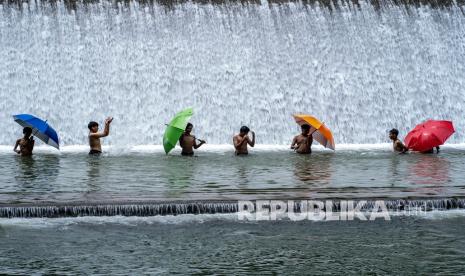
xmin=1 ymin=147 xmax=464 ymax=204
xmin=1 ymin=213 xmax=465 ymax=274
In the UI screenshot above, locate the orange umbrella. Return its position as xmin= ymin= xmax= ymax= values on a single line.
xmin=293 ymin=114 xmax=335 ymax=150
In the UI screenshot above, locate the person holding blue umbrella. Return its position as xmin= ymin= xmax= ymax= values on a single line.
xmin=13 ymin=127 xmax=35 ymax=156
xmin=13 ymin=114 xmax=60 ymax=156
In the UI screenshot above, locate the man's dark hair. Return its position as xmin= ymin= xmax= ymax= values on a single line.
xmin=186 ymin=123 xmax=193 ymax=129
xmin=389 ymin=128 xmax=399 ymax=136
xmin=301 ymin=124 xmax=311 ymax=131
xmin=88 ymin=121 xmax=98 ymax=130
xmin=240 ymin=126 xmax=250 ymax=133
xmin=23 ymin=127 xmax=32 ymax=135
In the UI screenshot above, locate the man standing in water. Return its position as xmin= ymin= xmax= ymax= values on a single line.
xmin=88 ymin=117 xmax=113 ymax=155
xmin=233 ymin=126 xmax=255 ymax=155
xmin=389 ymin=128 xmax=408 ymax=153
xmin=179 ymin=123 xmax=206 ymax=156
xmin=291 ymin=124 xmax=313 ymax=154
xmin=13 ymin=127 xmax=34 ymax=156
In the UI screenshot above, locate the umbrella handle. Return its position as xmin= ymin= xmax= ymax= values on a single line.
xmin=167 ymin=124 xmax=205 ymax=143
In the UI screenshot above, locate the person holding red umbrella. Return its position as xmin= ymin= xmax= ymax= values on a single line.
xmin=405 ymin=120 xmax=455 ymax=153
xmin=389 ymin=128 xmax=409 ymax=154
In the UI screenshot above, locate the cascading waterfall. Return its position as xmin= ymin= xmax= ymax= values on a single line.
xmin=1 ymin=198 xmax=464 ymax=218
xmin=0 ymin=0 xmax=464 ymax=146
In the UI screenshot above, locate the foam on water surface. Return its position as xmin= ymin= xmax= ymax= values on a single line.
xmin=0 ymin=213 xmax=240 ymax=228
xmin=2 ymin=209 xmax=465 ymax=228
xmin=1 ymin=143 xmax=465 ymax=154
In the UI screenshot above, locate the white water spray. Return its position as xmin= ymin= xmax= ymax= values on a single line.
xmin=1 ymin=0 xmax=464 ymax=146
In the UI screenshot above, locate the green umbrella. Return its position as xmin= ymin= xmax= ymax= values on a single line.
xmin=163 ymin=108 xmax=194 ymax=154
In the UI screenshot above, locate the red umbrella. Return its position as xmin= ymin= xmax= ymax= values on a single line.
xmin=405 ymin=120 xmax=455 ymax=152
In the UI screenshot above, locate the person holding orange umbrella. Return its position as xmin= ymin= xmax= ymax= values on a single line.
xmin=291 ymin=124 xmax=313 ymax=154
xmin=292 ymin=114 xmax=335 ymax=152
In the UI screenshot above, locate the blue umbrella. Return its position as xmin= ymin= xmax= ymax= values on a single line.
xmin=13 ymin=114 xmax=60 ymax=149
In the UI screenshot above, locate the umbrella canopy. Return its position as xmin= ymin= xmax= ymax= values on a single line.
xmin=13 ymin=114 xmax=60 ymax=149
xmin=163 ymin=108 xmax=193 ymax=154
xmin=293 ymin=114 xmax=335 ymax=150
xmin=405 ymin=120 xmax=454 ymax=152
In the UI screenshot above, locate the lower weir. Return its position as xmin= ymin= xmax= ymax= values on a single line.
xmin=1 ymin=198 xmax=464 ymax=218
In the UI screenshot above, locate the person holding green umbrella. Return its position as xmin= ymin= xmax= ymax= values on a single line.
xmin=163 ymin=108 xmax=206 ymax=155
xmin=179 ymin=123 xmax=206 ymax=156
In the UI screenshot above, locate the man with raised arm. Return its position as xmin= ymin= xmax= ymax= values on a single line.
xmin=233 ymin=126 xmax=255 ymax=155
xmin=88 ymin=117 xmax=113 ymax=155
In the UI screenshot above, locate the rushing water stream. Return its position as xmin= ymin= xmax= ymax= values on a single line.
xmin=1 ymin=0 xmax=464 ymax=146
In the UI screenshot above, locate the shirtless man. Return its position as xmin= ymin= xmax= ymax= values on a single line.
xmin=233 ymin=126 xmax=255 ymax=155
xmin=88 ymin=117 xmax=113 ymax=155
xmin=389 ymin=128 xmax=408 ymax=153
xmin=179 ymin=123 xmax=206 ymax=156
xmin=13 ymin=127 xmax=35 ymax=156
xmin=291 ymin=124 xmax=313 ymax=154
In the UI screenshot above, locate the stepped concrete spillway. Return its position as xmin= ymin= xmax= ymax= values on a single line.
xmin=1 ymin=198 xmax=465 ymax=218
